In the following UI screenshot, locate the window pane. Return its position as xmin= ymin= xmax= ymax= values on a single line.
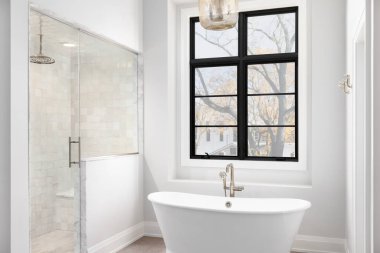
xmin=195 ymin=97 xmax=237 ymax=125
xmin=247 ymin=12 xmax=296 ymax=55
xmin=195 ymin=127 xmax=238 ymax=156
xmin=247 ymin=63 xmax=295 ymax=94
xmin=247 ymin=127 xmax=295 ymax=157
xmin=195 ymin=66 xmax=237 ymax=96
xmin=248 ymin=95 xmax=295 ymax=125
xmin=195 ymin=22 xmax=238 ymax=59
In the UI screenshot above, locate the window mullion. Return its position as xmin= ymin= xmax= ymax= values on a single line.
xmin=237 ymin=13 xmax=247 ymax=160
xmin=237 ymin=61 xmax=247 ymax=160
xmin=190 ymin=65 xmax=196 ymax=157
xmin=190 ymin=8 xmax=298 ymax=161
xmin=238 ymin=12 xmax=246 ymax=58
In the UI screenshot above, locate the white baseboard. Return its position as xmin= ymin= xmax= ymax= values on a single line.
xmin=144 ymin=221 xmax=163 ymax=237
xmin=143 ymin=221 xmax=347 ymax=253
xmin=344 ymin=242 xmax=350 ymax=253
xmin=293 ymin=235 xmax=347 ymax=253
xmin=87 ymin=222 xmax=145 ymax=253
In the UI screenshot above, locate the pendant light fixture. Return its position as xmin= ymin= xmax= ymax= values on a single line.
xmin=198 ymin=0 xmax=239 ymax=31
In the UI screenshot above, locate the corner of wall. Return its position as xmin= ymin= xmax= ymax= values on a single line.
xmin=0 ymin=0 xmax=11 ymax=251
xmin=10 ymin=0 xmax=30 ymax=251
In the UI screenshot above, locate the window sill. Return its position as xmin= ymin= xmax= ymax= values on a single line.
xmin=174 ymin=161 xmax=311 ymax=186
xmin=180 ymin=156 xmax=307 ymax=171
xmin=168 ymin=178 xmax=312 ymax=189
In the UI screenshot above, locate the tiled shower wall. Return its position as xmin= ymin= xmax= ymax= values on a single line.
xmin=30 ymin=32 xmax=138 ymax=241
xmin=29 ymin=47 xmax=75 ymax=238
xmin=29 ymin=13 xmax=139 ymax=245
xmin=79 ymin=33 xmax=138 ymax=159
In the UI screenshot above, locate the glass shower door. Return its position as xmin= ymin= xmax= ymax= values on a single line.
xmin=78 ymin=32 xmax=138 ymax=159
xmin=29 ymin=10 xmax=81 ymax=253
xmin=29 ymin=9 xmax=139 ymax=253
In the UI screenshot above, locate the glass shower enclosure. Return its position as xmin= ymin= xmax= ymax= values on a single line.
xmin=29 ymin=10 xmax=138 ymax=253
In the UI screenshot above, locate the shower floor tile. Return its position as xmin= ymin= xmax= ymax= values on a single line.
xmin=32 ymin=230 xmax=75 ymax=253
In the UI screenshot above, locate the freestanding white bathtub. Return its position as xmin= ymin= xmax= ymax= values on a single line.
xmin=148 ymin=192 xmax=311 ymax=253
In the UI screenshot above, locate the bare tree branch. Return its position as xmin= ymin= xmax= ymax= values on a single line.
xmin=290 ymin=34 xmax=296 ymax=50
xmin=196 ymin=68 xmax=211 ymax=95
xmin=250 ymin=65 xmax=280 ymax=93
xmin=195 ymin=32 xmax=234 ymax=56
xmin=195 ymin=16 xmax=295 ymax=156
xmin=284 ymin=105 xmax=295 ymax=116
xmin=277 ymin=15 xmax=290 ymax=52
xmin=254 ymin=28 xmax=276 ymax=44
xmin=195 ymin=68 xmax=237 ymax=120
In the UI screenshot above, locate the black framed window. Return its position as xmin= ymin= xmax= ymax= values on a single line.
xmin=190 ymin=7 xmax=298 ymax=161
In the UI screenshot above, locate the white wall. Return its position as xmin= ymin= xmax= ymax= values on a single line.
xmin=29 ymin=0 xmax=143 ymax=52
xmin=345 ymin=0 xmax=372 ymax=252
xmin=10 ymin=0 xmax=30 ymax=251
xmin=0 ymin=0 xmax=10 ymax=251
xmin=373 ymin=0 xmax=380 ymax=250
xmin=345 ymin=0 xmax=364 ymax=251
xmin=84 ymin=155 xmax=144 ymax=252
xmin=144 ymin=0 xmax=346 ymax=244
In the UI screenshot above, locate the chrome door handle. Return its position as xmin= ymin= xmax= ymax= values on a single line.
xmin=69 ymin=137 xmax=81 ymax=168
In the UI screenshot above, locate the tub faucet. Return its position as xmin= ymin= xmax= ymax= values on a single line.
xmin=219 ymin=163 xmax=244 ymax=197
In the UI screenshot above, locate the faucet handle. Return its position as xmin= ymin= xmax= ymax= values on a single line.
xmin=219 ymin=171 xmax=228 ymax=197
xmin=234 ymin=186 xmax=244 ymax=192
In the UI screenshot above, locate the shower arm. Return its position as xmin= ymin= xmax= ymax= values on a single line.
xmin=38 ymin=16 xmax=43 ymax=55
xmin=39 ymin=34 xmax=43 ymax=55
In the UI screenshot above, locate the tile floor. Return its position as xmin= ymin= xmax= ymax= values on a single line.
xmin=119 ymin=237 xmax=301 ymax=253
xmin=31 ymin=230 xmax=74 ymax=253
xmin=118 ymin=237 xmax=166 ymax=253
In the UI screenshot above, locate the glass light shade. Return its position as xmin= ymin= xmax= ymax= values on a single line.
xmin=199 ymin=0 xmax=238 ymax=31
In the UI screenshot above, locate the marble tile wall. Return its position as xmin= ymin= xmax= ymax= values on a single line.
xmin=55 ymin=196 xmax=75 ymax=231
xmin=29 ymin=12 xmax=80 ymax=238
xmin=29 ymin=13 xmax=139 ymax=249
xmin=79 ymin=33 xmax=139 ymax=159
xmin=29 ymin=48 xmax=74 ymax=238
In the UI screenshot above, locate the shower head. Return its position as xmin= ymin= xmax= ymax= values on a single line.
xmin=30 ymin=55 xmax=56 ymax=64
xmin=30 ymin=34 xmax=55 ymax=64
xmin=30 ymin=17 xmax=55 ymax=65
xmin=30 ymin=54 xmax=55 ymax=64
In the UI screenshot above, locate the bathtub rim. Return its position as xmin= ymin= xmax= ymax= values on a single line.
xmin=148 ymin=191 xmax=311 ymax=215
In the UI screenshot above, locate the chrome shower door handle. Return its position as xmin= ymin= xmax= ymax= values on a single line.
xmin=69 ymin=137 xmax=81 ymax=168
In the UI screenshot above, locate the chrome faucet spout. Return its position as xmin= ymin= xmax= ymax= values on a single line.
xmin=219 ymin=163 xmax=244 ymax=197
xmin=226 ymin=163 xmax=235 ymax=197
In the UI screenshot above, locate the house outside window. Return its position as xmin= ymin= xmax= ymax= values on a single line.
xmin=219 ymin=129 xmax=224 ymax=142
